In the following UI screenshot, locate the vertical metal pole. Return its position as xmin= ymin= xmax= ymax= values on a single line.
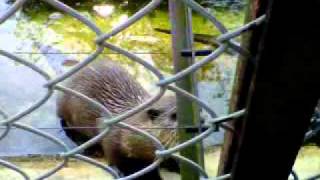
xmin=169 ymin=1 xmax=202 ymax=180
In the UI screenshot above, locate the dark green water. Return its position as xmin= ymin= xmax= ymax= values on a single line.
xmin=0 ymin=0 xmax=244 ymax=154
xmin=15 ymin=1 xmax=244 ymax=108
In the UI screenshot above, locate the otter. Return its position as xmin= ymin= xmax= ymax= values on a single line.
xmin=57 ymin=60 xmax=179 ymax=179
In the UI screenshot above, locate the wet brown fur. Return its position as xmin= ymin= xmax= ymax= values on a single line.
xmin=57 ymin=60 xmax=178 ymax=179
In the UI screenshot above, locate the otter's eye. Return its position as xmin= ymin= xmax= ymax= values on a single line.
xmin=147 ymin=109 xmax=161 ymax=120
xmin=170 ymin=113 xmax=177 ymax=121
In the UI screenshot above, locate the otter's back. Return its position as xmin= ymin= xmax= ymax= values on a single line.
xmin=57 ymin=60 xmax=149 ymax=136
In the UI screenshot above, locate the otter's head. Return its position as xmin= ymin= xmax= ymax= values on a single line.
xmin=144 ymin=95 xmax=177 ymax=148
xmin=100 ymin=95 xmax=177 ymax=161
xmin=119 ymin=94 xmax=177 ymax=148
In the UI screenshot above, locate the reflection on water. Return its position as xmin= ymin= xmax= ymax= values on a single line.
xmin=0 ymin=0 xmax=244 ymax=154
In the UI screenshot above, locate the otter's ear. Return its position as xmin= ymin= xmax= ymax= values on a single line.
xmin=147 ymin=109 xmax=162 ymax=120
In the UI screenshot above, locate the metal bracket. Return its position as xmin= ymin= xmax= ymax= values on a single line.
xmin=181 ymin=49 xmax=213 ymax=57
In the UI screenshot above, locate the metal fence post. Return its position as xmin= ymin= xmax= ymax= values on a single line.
xmin=169 ymin=0 xmax=202 ymax=180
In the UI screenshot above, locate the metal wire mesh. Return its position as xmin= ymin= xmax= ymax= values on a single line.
xmin=0 ymin=0 xmax=318 ymax=180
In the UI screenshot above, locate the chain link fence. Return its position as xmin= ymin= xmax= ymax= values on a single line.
xmin=0 ymin=0 xmax=319 ymax=179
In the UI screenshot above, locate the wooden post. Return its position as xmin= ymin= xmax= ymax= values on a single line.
xmin=218 ymin=0 xmax=267 ymax=175
xmin=220 ymin=0 xmax=320 ymax=179
xmin=169 ymin=0 xmax=202 ymax=180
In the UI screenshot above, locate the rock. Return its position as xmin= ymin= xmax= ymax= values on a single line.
xmin=48 ymin=12 xmax=63 ymax=21
xmin=93 ymin=4 xmax=114 ymax=18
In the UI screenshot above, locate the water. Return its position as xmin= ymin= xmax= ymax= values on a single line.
xmin=0 ymin=1 xmax=244 ymax=155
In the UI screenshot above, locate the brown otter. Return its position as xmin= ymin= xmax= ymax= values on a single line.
xmin=57 ymin=60 xmax=179 ymax=179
